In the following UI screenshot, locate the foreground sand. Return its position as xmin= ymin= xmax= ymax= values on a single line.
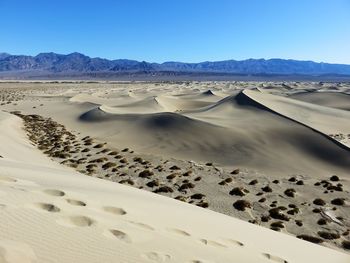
xmin=0 ymin=81 xmax=350 ymax=261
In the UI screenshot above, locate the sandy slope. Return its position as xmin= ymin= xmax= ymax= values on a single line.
xmin=244 ymin=89 xmax=350 ymax=146
xmin=1 ymin=81 xmax=350 ymax=257
xmin=0 ymin=111 xmax=349 ymax=263
xmin=290 ymin=91 xmax=350 ymax=111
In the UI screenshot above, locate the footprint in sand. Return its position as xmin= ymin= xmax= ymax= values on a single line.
xmin=166 ymin=228 xmax=191 ymax=237
xmin=200 ymin=239 xmax=227 ymax=248
xmin=34 ymin=203 xmax=60 ymax=212
xmin=262 ymin=253 xmax=288 ymax=263
xmin=102 ymin=206 xmax=126 ymax=215
xmin=0 ymin=175 xmax=17 ymax=183
xmin=128 ymin=221 xmax=155 ymax=231
xmin=43 ymin=189 xmax=65 ymax=197
xmin=224 ymin=238 xmax=244 ymax=247
xmin=142 ymin=252 xmax=171 ymax=262
xmin=66 ymin=199 xmax=86 ymax=206
xmin=107 ymin=229 xmax=132 ymax=243
xmin=56 ymin=215 xmax=95 ymax=227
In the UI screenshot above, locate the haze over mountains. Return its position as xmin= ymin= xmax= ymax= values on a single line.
xmin=1 ymin=52 xmax=350 ymax=79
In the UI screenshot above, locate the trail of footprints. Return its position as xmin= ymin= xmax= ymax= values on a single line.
xmin=1 ymin=174 xmax=289 ymax=262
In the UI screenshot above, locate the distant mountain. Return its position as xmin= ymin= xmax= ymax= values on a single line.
xmin=1 ymin=52 xmax=350 ymax=77
xmin=0 ymin=53 xmax=10 ymax=60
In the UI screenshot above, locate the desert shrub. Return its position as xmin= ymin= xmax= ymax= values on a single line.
xmin=197 ymin=202 xmax=209 ymax=208
xmin=166 ymin=173 xmax=178 ymax=180
xmin=297 ymin=235 xmax=323 ymax=244
xmin=295 ymin=220 xmax=303 ymax=227
xmin=249 ymin=179 xmax=258 ymax=185
xmin=179 ymin=183 xmax=195 ymax=191
xmin=262 ymin=185 xmax=272 ymax=192
xmin=313 ymin=198 xmax=326 ymax=206
xmin=317 ymin=218 xmax=327 ymax=225
xmin=284 ymin=188 xmax=296 ymax=197
xmin=102 ymin=162 xmax=117 ymax=170
xmin=169 ymin=165 xmax=180 ymax=170
xmin=258 ymin=198 xmax=266 ymax=203
xmin=331 ymin=198 xmax=345 ymax=205
xmin=231 ymin=169 xmax=240 ymax=174
xmin=269 ymin=208 xmax=290 ymax=221
xmin=318 ymin=231 xmax=340 ymax=240
xmin=139 ymin=170 xmax=154 ymax=178
xmin=191 ymin=193 xmax=205 ymax=199
xmin=233 ymin=200 xmax=251 ymax=211
xmin=146 ymin=180 xmax=160 ymax=188
xmin=229 ymin=187 xmax=249 ymax=196
xmin=182 ymin=170 xmax=193 ymax=176
xmin=154 ymin=186 xmax=173 ymax=193
xmin=270 ymin=221 xmax=284 ymax=228
xmin=342 ymin=240 xmax=350 ymax=250
xmin=330 ymin=175 xmax=339 ymax=182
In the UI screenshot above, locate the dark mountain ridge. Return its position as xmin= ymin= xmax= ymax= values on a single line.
xmin=1 ymin=52 xmax=350 ymax=78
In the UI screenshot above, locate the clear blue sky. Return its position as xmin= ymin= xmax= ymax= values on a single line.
xmin=1 ymin=0 xmax=350 ymax=64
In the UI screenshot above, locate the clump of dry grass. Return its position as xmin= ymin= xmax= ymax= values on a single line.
xmin=318 ymin=231 xmax=340 ymax=240
xmin=229 ymin=187 xmax=249 ymax=196
xmin=295 ymin=220 xmax=303 ymax=227
xmin=270 ymin=221 xmax=284 ymax=229
xmin=119 ymin=179 xmax=134 ymax=185
xmin=330 ymin=175 xmax=340 ymax=182
xmin=196 ymin=201 xmax=209 ymax=208
xmin=191 ymin=193 xmax=205 ymax=199
xmin=166 ymin=173 xmax=178 ymax=180
xmin=179 ymin=182 xmax=195 ymax=191
xmin=331 ymin=198 xmax=345 ymax=205
xmin=269 ymin=207 xmax=290 ymax=221
xmin=102 ymin=162 xmax=117 ymax=170
xmin=230 ymin=169 xmax=240 ymax=175
xmin=313 ymin=198 xmax=326 ymax=206
xmin=154 ymin=186 xmax=173 ymax=193
xmin=175 ymin=196 xmax=187 ymax=202
xmin=249 ymin=179 xmax=258 ymax=185
xmin=317 ymin=218 xmax=328 ymax=225
xmin=169 ymin=165 xmax=180 ymax=170
xmin=218 ymin=178 xmax=233 ymax=185
xmin=284 ymin=188 xmax=296 ymax=197
xmin=261 ymin=185 xmax=272 ymax=192
xmin=297 ymin=235 xmax=324 ymax=244
xmin=342 ymin=240 xmax=350 ymax=250
xmin=146 ymin=180 xmax=160 ymax=188
xmin=233 ymin=200 xmax=251 ymax=211
xmin=139 ymin=170 xmax=154 ymax=178
xmin=89 ymin=157 xmax=108 ymax=163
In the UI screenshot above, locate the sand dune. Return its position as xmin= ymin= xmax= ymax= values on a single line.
xmin=244 ymin=89 xmax=350 ymax=147
xmin=0 ymin=110 xmax=349 ymax=262
xmin=290 ymin=91 xmax=350 ymax=111
xmin=1 ymin=81 xmax=350 ymax=259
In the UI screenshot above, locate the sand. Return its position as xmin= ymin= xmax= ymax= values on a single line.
xmin=0 ymin=80 xmax=350 ymax=262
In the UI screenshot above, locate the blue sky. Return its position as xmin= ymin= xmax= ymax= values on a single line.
xmin=1 ymin=0 xmax=350 ymax=63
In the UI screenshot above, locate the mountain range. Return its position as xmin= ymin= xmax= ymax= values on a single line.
xmin=1 ymin=52 xmax=350 ymax=79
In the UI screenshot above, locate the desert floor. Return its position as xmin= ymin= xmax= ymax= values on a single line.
xmin=0 ymin=80 xmax=349 ymax=262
